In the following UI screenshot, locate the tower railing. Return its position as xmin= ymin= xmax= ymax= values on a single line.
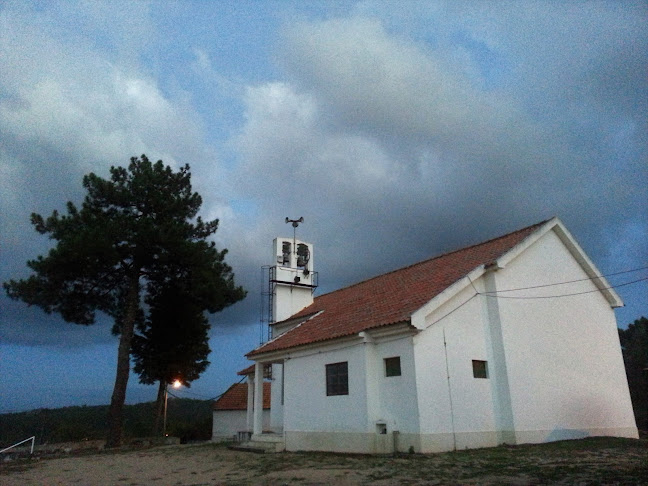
xmin=260 ymin=265 xmax=275 ymax=343
xmin=260 ymin=265 xmax=318 ymax=343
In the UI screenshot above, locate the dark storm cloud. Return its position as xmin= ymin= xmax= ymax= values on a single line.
xmin=234 ymin=9 xmax=647 ymax=321
xmin=1 ymin=1 xmax=646 ymax=414
xmin=0 ymin=2 xmax=224 ymax=346
xmin=2 ymin=2 xmax=646 ymax=350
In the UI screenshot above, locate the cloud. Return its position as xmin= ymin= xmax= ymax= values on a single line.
xmin=0 ymin=2 xmax=227 ymax=345
xmin=232 ymin=10 xmax=646 ymax=304
xmin=0 ymin=5 xmax=207 ymax=200
xmin=2 ymin=2 xmax=646 ymax=350
xmin=0 ymin=1 xmax=646 ymax=412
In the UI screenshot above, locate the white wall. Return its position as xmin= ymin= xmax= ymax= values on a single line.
xmin=273 ymin=285 xmax=314 ymax=323
xmin=413 ymin=284 xmax=497 ymax=451
xmin=282 ymin=340 xmax=380 ymax=452
xmin=270 ymin=363 xmax=284 ymax=432
xmin=212 ymin=410 xmax=270 ymax=441
xmin=370 ymin=337 xmax=420 ymax=435
xmin=410 ymin=226 xmax=638 ymax=451
xmin=281 ymin=335 xmax=421 ymax=453
xmin=493 ymin=229 xmax=637 ymax=442
xmin=283 ymin=342 xmax=368 ymax=434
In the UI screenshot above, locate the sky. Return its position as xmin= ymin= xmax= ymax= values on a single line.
xmin=1 ymin=1 xmax=646 ymax=414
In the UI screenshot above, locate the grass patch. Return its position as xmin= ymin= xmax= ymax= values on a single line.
xmin=226 ymin=437 xmax=648 ymax=484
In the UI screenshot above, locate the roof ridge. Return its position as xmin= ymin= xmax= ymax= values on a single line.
xmin=313 ymin=218 xmax=551 ymax=301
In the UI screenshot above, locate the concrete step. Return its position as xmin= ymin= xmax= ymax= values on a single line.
xmin=228 ymin=443 xmax=269 ymax=454
xmin=228 ymin=434 xmax=285 ymax=453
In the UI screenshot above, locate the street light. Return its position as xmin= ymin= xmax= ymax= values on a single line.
xmin=163 ymin=380 xmax=182 ymax=437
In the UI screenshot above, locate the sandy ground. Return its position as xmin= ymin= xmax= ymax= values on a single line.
xmin=2 ymin=439 xmax=647 ymax=485
xmin=2 ymin=444 xmax=366 ymax=486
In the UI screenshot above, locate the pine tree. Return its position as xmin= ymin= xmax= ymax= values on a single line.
xmin=4 ymin=155 xmax=246 ymax=447
xmin=131 ymin=281 xmax=211 ymax=435
xmin=618 ymin=316 xmax=648 ymax=430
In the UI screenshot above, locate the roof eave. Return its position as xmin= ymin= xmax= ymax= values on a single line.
xmin=269 ymin=311 xmax=320 ymax=328
xmin=248 ymin=320 xmax=415 ymax=362
xmin=248 ymin=333 xmax=362 ymax=362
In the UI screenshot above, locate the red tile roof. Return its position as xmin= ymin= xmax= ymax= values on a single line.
xmin=248 ymin=220 xmax=548 ymax=357
xmin=237 ymin=364 xmax=255 ymax=376
xmin=237 ymin=363 xmax=273 ymax=378
xmin=213 ymin=382 xmax=271 ymax=411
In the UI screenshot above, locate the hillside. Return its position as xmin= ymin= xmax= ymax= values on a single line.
xmin=0 ymin=398 xmax=212 ymax=447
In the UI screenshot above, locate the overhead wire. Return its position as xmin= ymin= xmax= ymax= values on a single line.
xmin=167 ymin=375 xmax=246 ymax=402
xmin=258 ymin=269 xmax=647 ymax=362
xmin=481 ymin=264 xmax=648 ymax=294
xmin=479 ymin=276 xmax=648 ymax=300
xmin=213 ymin=264 xmax=647 ymax=398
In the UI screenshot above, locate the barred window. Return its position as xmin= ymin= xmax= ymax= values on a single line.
xmin=326 ymin=361 xmax=348 ymax=396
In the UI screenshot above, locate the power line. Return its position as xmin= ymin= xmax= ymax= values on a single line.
xmin=238 ymin=266 xmax=647 ymax=378
xmin=483 ymin=265 xmax=648 ymax=294
xmin=266 ymin=272 xmax=648 ymax=360
xmin=168 ymin=375 xmax=247 ymax=402
xmin=423 ymin=293 xmax=479 ymax=330
xmin=205 ymin=375 xmax=246 ymax=402
xmin=480 ymin=276 xmax=648 ymax=300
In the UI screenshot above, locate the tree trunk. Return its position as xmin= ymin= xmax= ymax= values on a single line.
xmin=153 ymin=380 xmax=166 ymax=436
xmin=105 ymin=274 xmax=140 ymax=448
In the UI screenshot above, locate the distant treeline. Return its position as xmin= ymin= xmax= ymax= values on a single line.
xmin=0 ymin=398 xmax=212 ymax=446
xmin=619 ymin=317 xmax=648 ymax=433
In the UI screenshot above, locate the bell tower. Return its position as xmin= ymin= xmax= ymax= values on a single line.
xmin=272 ymin=217 xmax=317 ymax=323
xmin=261 ymin=217 xmax=318 ymax=342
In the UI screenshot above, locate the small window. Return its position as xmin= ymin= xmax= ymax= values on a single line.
xmin=326 ymin=361 xmax=348 ymax=396
xmin=472 ymin=360 xmax=488 ymax=379
xmin=384 ymin=357 xmax=401 ymax=377
xmin=263 ymin=364 xmax=273 ymax=380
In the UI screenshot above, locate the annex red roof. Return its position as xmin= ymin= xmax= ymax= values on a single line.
xmin=237 ymin=363 xmax=273 ymax=379
xmin=237 ymin=364 xmax=255 ymax=376
xmin=248 ymin=219 xmax=548 ymax=358
xmin=213 ymin=382 xmax=271 ymax=411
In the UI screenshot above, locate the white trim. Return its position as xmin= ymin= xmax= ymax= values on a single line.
xmin=411 ymin=264 xmax=486 ymax=330
xmin=412 ymin=217 xmax=623 ymax=330
xmin=254 ymin=334 xmax=363 ymax=362
xmin=497 ymin=217 xmax=623 ymax=307
xmin=252 ymin=321 xmax=416 ymax=363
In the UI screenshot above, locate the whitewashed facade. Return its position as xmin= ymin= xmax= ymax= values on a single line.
xmin=211 ymin=382 xmax=270 ymax=442
xmin=245 ymin=218 xmax=638 ymax=453
xmin=211 ymin=409 xmax=270 ymax=442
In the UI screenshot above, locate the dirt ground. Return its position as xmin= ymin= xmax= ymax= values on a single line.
xmin=1 ymin=437 xmax=647 ymax=485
